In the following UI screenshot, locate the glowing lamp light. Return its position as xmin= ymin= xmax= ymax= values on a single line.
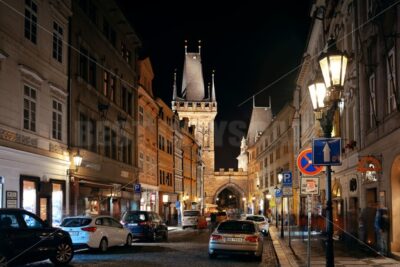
xmin=162 ymin=194 xmax=169 ymax=203
xmin=319 ymin=38 xmax=348 ymax=89
xmin=308 ymin=82 xmax=327 ymax=111
xmin=73 ymin=151 xmax=82 ymax=169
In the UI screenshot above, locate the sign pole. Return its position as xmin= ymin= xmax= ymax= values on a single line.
xmin=307 ymin=194 xmax=311 ymax=267
xmin=288 ymin=196 xmax=291 ymax=247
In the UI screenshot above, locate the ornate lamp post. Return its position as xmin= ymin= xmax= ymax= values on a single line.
xmin=73 ymin=151 xmax=83 ymax=171
xmin=308 ymin=38 xmax=348 ymax=267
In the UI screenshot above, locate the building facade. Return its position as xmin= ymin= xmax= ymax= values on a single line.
xmin=0 ymin=0 xmax=72 ymax=226
xmin=137 ymin=58 xmax=159 ymax=213
xmin=292 ymin=0 xmax=400 ymax=256
xmin=69 ymin=0 xmax=141 ymax=217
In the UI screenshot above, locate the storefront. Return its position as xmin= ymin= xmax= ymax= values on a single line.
xmin=140 ymin=184 xmax=158 ymax=212
xmin=0 ymin=147 xmax=70 ymax=225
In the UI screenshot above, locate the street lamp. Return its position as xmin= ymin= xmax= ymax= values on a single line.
xmin=73 ymin=150 xmax=83 ymax=171
xmin=277 ymin=172 xmax=284 ymax=238
xmin=308 ymin=38 xmax=348 ymax=267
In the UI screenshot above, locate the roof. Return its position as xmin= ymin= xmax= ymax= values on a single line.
xmin=181 ymin=53 xmax=205 ymax=101
xmin=247 ymin=106 xmax=272 ymax=146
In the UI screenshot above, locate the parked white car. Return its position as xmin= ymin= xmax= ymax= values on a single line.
xmin=60 ymin=215 xmax=132 ymax=252
xmin=182 ymin=210 xmax=200 ymax=229
xmin=244 ymin=215 xmax=269 ymax=235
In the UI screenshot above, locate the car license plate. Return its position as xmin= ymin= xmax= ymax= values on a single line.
xmin=226 ymin=237 xmax=242 ymax=242
xmin=69 ymin=231 xmax=79 ymax=236
xmin=128 ymin=223 xmax=138 ymax=226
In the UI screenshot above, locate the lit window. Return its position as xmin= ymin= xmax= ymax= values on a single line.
xmin=23 ymin=180 xmax=37 ymax=214
xmin=52 ymin=183 xmax=63 ymax=226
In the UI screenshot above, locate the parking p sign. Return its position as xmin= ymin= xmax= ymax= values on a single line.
xmin=282 ymin=171 xmax=292 ymax=186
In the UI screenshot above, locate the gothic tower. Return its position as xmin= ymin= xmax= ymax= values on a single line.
xmin=172 ymin=41 xmax=217 ymax=181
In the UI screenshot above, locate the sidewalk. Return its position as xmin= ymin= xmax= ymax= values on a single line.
xmin=269 ymin=226 xmax=400 ymax=267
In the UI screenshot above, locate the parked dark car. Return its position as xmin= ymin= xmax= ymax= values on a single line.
xmin=0 ymin=208 xmax=74 ymax=266
xmin=121 ymin=211 xmax=168 ymax=241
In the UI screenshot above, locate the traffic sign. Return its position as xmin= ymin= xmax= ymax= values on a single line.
xmin=297 ymin=148 xmax=323 ymax=176
xmin=275 ymin=188 xmax=282 ymax=198
xmin=300 ymin=177 xmax=320 ymax=195
xmin=282 ymin=171 xmax=292 ymax=186
xmin=134 ymin=183 xmax=141 ymax=193
xmin=282 ymin=187 xmax=293 ymax=196
xmin=312 ymin=138 xmax=342 ymax=165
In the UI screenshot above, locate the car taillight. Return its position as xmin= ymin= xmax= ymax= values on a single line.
xmin=81 ymin=227 xmax=97 ymax=232
xmin=245 ymin=235 xmax=259 ymax=242
xmin=139 ymin=221 xmax=149 ymax=226
xmin=210 ymin=234 xmax=223 ymax=241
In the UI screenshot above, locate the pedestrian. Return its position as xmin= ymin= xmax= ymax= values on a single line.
xmin=209 ymin=212 xmax=217 ymax=233
xmin=374 ymin=204 xmax=388 ymax=255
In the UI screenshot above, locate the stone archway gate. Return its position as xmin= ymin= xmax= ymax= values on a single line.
xmin=204 ymin=168 xmax=248 ymax=207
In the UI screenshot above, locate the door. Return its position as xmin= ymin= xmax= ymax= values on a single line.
xmin=111 ymin=218 xmax=126 ymax=245
xmin=39 ymin=197 xmax=51 ymax=224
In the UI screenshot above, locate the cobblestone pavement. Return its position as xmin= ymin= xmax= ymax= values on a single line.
xmin=23 ymin=228 xmax=279 ymax=267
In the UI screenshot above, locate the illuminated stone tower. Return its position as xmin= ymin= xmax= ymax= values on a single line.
xmin=172 ymin=40 xmax=217 ymax=184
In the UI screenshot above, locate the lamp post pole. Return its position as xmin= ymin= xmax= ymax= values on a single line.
xmin=281 ymin=194 xmax=284 ymax=238
xmin=308 ymin=38 xmax=348 ymax=267
xmin=320 ymin=102 xmax=337 ymax=267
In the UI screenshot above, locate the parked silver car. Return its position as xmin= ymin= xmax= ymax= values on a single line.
xmin=208 ymin=220 xmax=264 ymax=261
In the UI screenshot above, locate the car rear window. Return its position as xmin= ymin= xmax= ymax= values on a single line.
xmin=183 ymin=210 xmax=200 ymax=217
xmin=61 ymin=218 xmax=92 ymax=227
xmin=246 ymin=216 xmax=265 ymax=222
xmin=218 ymin=221 xmax=256 ymax=234
xmin=123 ymin=212 xmax=148 ymax=222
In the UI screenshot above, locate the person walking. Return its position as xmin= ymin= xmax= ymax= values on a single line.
xmin=209 ymin=212 xmax=217 ymax=234
xmin=374 ymin=204 xmax=389 ymax=256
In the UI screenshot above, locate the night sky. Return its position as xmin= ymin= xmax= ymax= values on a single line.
xmin=117 ymin=1 xmax=313 ymax=169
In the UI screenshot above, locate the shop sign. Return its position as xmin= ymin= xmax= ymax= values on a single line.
xmin=357 ymin=156 xmax=382 ymax=173
xmin=6 ymin=191 xmax=17 ymax=208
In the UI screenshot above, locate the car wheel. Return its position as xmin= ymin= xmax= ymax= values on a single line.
xmin=50 ymin=241 xmax=74 ymax=265
xmin=0 ymin=253 xmax=8 ymax=267
xmin=163 ymin=231 xmax=168 ymax=241
xmin=151 ymin=230 xmax=157 ymax=242
xmin=99 ymin=238 xmax=108 ymax=252
xmin=126 ymin=234 xmax=132 ymax=246
xmin=208 ymin=252 xmax=217 ymax=259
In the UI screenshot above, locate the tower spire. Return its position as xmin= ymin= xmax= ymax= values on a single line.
xmin=208 ymin=82 xmax=211 ymax=100
xmin=198 ymin=40 xmax=202 ymax=56
xmin=185 ymin=40 xmax=188 ymax=55
xmin=173 ymin=69 xmax=177 ymax=100
xmin=211 ymin=70 xmax=216 ymax=101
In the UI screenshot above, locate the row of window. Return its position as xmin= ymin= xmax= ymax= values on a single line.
xmin=159 ymin=170 xmax=173 ymax=186
xmin=79 ymin=113 xmax=132 ymax=164
xmin=78 ymin=0 xmax=132 ymax=64
xmin=158 ymin=135 xmax=173 ymax=155
xmin=25 ymin=0 xmax=64 ymax=63
xmin=23 ymin=85 xmax=63 ymax=141
xmin=79 ymin=45 xmax=134 ymax=116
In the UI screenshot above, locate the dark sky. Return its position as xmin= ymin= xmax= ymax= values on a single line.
xmin=117 ymin=1 xmax=313 ymax=169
